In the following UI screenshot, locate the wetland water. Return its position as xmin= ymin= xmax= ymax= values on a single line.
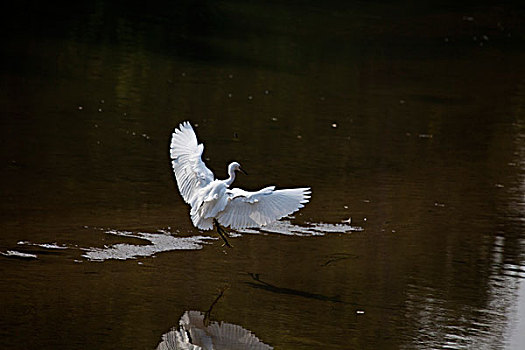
xmin=1 ymin=1 xmax=524 ymax=349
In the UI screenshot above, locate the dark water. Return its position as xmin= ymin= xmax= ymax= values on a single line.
xmin=1 ymin=1 xmax=525 ymax=349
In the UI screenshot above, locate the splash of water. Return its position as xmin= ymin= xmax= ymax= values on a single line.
xmin=1 ymin=250 xmax=38 ymax=259
xmin=17 ymin=241 xmax=68 ymax=250
xmin=10 ymin=219 xmax=362 ymax=263
xmin=82 ymin=230 xmax=215 ymax=262
xmin=238 ymin=219 xmax=363 ymax=236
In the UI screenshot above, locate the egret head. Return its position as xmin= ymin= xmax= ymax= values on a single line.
xmin=229 ymin=161 xmax=247 ymax=175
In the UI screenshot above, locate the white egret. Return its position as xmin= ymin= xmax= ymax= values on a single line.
xmin=170 ymin=121 xmax=311 ymax=247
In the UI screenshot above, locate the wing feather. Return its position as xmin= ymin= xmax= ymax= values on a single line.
xmin=216 ymin=187 xmax=311 ymax=229
xmin=170 ymin=121 xmax=214 ymax=206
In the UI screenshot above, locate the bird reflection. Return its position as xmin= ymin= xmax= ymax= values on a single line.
xmin=203 ymin=287 xmax=227 ymax=327
xmin=156 ymin=288 xmax=272 ymax=350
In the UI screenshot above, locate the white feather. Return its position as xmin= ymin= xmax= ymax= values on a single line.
xmin=170 ymin=121 xmax=312 ymax=233
xmin=170 ymin=121 xmax=215 ymax=209
xmin=216 ymin=187 xmax=311 ymax=230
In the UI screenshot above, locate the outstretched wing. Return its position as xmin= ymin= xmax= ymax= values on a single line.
xmin=170 ymin=121 xmax=214 ymax=206
xmin=216 ymin=186 xmax=311 ymax=229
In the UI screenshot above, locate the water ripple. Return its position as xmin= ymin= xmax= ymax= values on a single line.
xmin=238 ymin=219 xmax=362 ymax=236
xmin=82 ymin=230 xmax=215 ymax=262
xmin=1 ymin=250 xmax=38 ymax=259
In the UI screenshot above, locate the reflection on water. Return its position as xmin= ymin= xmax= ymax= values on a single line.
xmin=404 ymin=278 xmax=519 ymax=349
xmin=238 ymin=219 xmax=362 ymax=236
xmin=8 ymin=230 xmax=214 ymax=262
xmin=9 ymin=220 xmax=359 ymax=262
xmin=157 ymin=311 xmax=272 ymax=350
xmin=82 ymin=229 xmax=215 ymax=261
xmin=18 ymin=242 xmax=69 ymax=250
xmin=510 ymin=279 xmax=525 ymax=349
xmin=1 ymin=250 xmax=38 ymax=259
xmin=506 ymin=108 xmax=525 ymax=348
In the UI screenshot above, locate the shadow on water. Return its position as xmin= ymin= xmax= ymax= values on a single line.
xmin=320 ymin=252 xmax=359 ymax=267
xmin=245 ymin=273 xmax=343 ymax=304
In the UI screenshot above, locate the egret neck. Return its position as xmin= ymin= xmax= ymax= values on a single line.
xmin=224 ymin=162 xmax=240 ymax=187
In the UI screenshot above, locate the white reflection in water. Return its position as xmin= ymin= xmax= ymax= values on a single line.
xmin=17 ymin=241 xmax=69 ymax=250
xmin=9 ymin=220 xmax=361 ymax=263
xmin=404 ymin=115 xmax=525 ymax=349
xmin=238 ymin=219 xmax=362 ymax=236
xmin=4 ymin=241 xmax=73 ymax=260
xmin=156 ymin=310 xmax=272 ymax=350
xmin=505 ymin=113 xmax=525 ymax=348
xmin=0 ymin=250 xmax=38 ymax=259
xmin=404 ymin=245 xmax=523 ymax=349
xmin=509 ymin=273 xmax=525 ymax=350
xmin=83 ymin=220 xmax=359 ymax=262
xmin=82 ymin=230 xmax=215 ymax=262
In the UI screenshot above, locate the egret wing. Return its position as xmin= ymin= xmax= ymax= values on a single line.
xmin=170 ymin=121 xmax=214 ymax=206
xmin=216 ymin=186 xmax=311 ymax=229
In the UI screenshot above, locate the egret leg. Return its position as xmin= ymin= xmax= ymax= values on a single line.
xmin=203 ymin=287 xmax=228 ymax=326
xmin=213 ymin=218 xmax=232 ymax=248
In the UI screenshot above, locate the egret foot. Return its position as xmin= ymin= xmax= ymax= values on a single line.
xmin=213 ymin=218 xmax=232 ymax=248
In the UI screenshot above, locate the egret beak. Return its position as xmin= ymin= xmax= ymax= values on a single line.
xmin=239 ymin=167 xmax=248 ymax=175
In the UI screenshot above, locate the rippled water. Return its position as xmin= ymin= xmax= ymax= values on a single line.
xmin=5 ymin=220 xmax=360 ymax=263
xmin=81 ymin=230 xmax=215 ymax=261
xmin=1 ymin=1 xmax=524 ymax=349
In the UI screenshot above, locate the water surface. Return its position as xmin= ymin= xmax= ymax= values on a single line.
xmin=1 ymin=1 xmax=524 ymax=349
